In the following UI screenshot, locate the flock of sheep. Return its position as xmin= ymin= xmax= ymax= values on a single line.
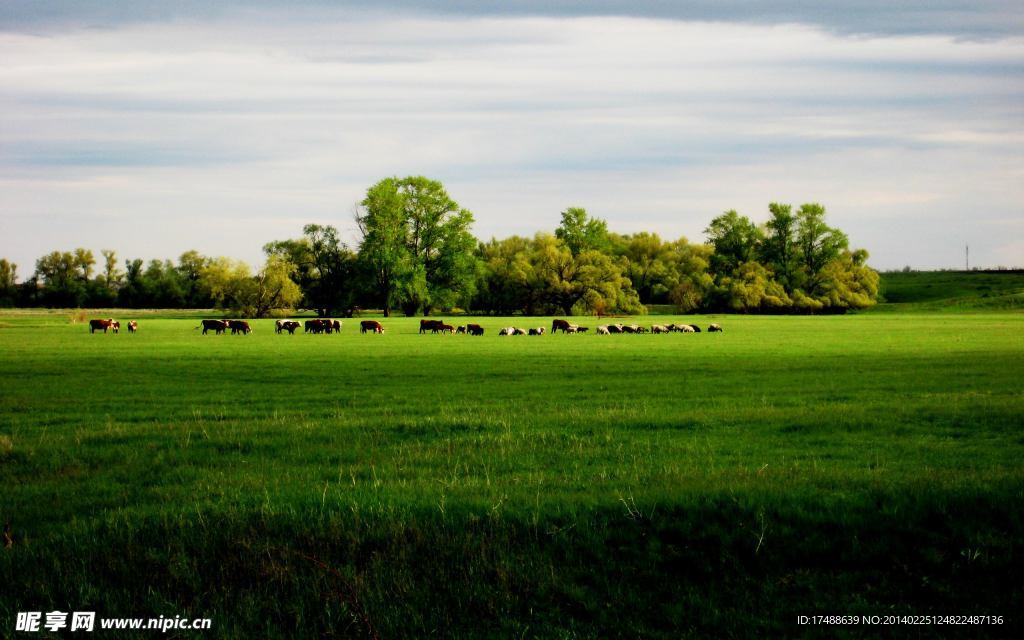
xmin=493 ymin=320 xmax=723 ymax=336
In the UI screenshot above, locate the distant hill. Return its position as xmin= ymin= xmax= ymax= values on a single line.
xmin=874 ymin=270 xmax=1024 ymax=312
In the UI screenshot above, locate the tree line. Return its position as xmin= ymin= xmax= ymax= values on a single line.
xmin=0 ymin=176 xmax=879 ymax=316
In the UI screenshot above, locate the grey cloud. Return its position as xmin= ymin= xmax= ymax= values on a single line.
xmin=1 ymin=1 xmax=1021 ymax=39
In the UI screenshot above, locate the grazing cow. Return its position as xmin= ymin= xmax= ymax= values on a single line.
xmin=513 ymin=328 xmax=527 ymax=335
xmin=89 ymin=318 xmax=114 ymax=333
xmin=498 ymin=327 xmax=516 ymax=336
xmin=437 ymin=323 xmax=455 ymax=334
xmin=304 ymin=319 xmax=318 ymax=334
xmin=576 ymin=326 xmax=589 ymax=333
xmin=607 ymin=324 xmax=623 ymax=334
xmin=360 ymin=320 xmax=384 ymax=334
xmin=528 ymin=327 xmax=545 ymax=336
xmin=468 ymin=324 xmax=484 ymax=336
xmin=456 ymin=325 xmax=467 ymax=334
xmin=228 ymin=320 xmax=252 ymax=335
xmin=708 ymin=323 xmax=723 ymax=332
xmin=331 ymin=320 xmax=342 ymax=333
xmin=420 ymin=319 xmax=444 ymax=334
xmin=278 ymin=320 xmax=301 ymax=334
xmin=651 ymin=324 xmax=668 ymax=334
xmin=551 ymin=319 xmax=571 ymax=334
xmin=621 ymin=324 xmax=636 ymax=334
xmin=597 ymin=325 xmax=610 ymax=335
xmin=127 ymin=320 xmax=138 ymax=334
xmin=109 ymin=320 xmax=121 ymax=334
xmin=198 ymin=319 xmax=228 ymax=335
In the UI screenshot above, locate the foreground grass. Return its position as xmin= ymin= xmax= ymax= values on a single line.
xmin=1 ymin=313 xmax=1022 ymax=637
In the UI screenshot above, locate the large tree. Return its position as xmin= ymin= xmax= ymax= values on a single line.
xmin=356 ymin=178 xmax=413 ymax=317
xmin=704 ymin=210 xmax=763 ymax=278
xmin=356 ymin=176 xmax=477 ymax=316
xmin=265 ymin=224 xmax=359 ymax=317
xmin=555 ymin=207 xmax=611 ymax=256
xmin=760 ymin=203 xmax=800 ymax=291
xmin=0 ymin=259 xmax=17 ymax=307
xmin=34 ymin=249 xmax=94 ymax=307
xmin=531 ymin=233 xmax=642 ymax=316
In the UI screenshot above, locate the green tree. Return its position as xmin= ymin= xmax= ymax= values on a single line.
xmin=236 ymin=255 xmax=303 ymax=318
xmin=795 ymin=203 xmax=848 ymax=292
xmin=531 ymin=233 xmax=641 ymax=316
xmin=356 ymin=177 xmax=413 ymax=317
xmin=714 ymin=261 xmax=792 ymax=313
xmin=704 ymin=210 xmax=763 ymax=278
xmin=265 ymin=224 xmax=359 ymax=317
xmin=34 ymin=250 xmax=92 ymax=307
xmin=555 ymin=207 xmax=611 ymax=256
xmin=619 ymin=232 xmax=673 ymax=303
xmin=0 ymin=258 xmax=17 ymax=307
xmin=357 ymin=176 xmax=478 ymax=316
xmin=760 ymin=203 xmax=800 ymax=291
xmin=665 ymin=238 xmax=714 ymax=313
xmin=198 ymin=257 xmax=252 ymax=312
xmin=814 ymin=249 xmax=879 ymax=311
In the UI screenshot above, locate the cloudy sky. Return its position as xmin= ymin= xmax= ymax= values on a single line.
xmin=2 ymin=1 xmax=1022 ymax=277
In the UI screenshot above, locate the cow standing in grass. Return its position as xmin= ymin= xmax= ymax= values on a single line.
xmin=198 ymin=320 xmax=228 ymax=335
xmin=89 ymin=318 xmax=115 ymax=333
xmin=468 ymin=324 xmax=484 ymax=336
xmin=552 ymin=319 xmax=571 ymax=334
xmin=228 ymin=320 xmax=252 ymax=335
xmin=127 ymin=321 xmax=138 ymax=334
xmin=420 ymin=319 xmax=444 ymax=334
xmin=360 ymin=320 xmax=384 ymax=334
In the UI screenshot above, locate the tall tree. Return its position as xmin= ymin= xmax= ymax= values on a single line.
xmin=356 ymin=176 xmax=477 ymax=316
xmin=704 ymin=210 xmax=763 ymax=278
xmin=760 ymin=203 xmax=800 ymax=291
xmin=555 ymin=207 xmax=611 ymax=256
xmin=356 ymin=177 xmax=413 ymax=317
xmin=0 ymin=258 xmax=17 ymax=306
xmin=795 ymin=203 xmax=848 ymax=290
xmin=34 ymin=250 xmax=91 ymax=307
xmin=266 ymin=224 xmax=359 ymax=317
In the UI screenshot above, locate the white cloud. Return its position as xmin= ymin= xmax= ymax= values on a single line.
xmin=0 ymin=12 xmax=1022 ymax=276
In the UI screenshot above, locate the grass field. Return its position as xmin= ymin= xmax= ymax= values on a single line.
xmin=876 ymin=270 xmax=1024 ymax=312
xmin=1 ymin=310 xmax=1022 ymax=637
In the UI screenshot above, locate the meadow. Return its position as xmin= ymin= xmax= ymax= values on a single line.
xmin=1 ymin=308 xmax=1022 ymax=637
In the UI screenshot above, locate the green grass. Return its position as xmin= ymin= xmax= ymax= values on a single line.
xmin=876 ymin=270 xmax=1024 ymax=312
xmin=1 ymin=312 xmax=1022 ymax=638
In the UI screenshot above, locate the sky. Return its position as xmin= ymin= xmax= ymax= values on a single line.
xmin=1 ymin=1 xmax=1022 ymax=277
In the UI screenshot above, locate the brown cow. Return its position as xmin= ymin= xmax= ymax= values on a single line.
xmin=420 ymin=319 xmax=444 ymax=334
xmin=89 ymin=318 xmax=114 ymax=334
xmin=228 ymin=320 xmax=251 ymax=335
xmin=551 ymin=319 xmax=571 ymax=334
xmin=127 ymin=320 xmax=138 ymax=334
xmin=467 ymin=324 xmax=484 ymax=336
xmin=437 ymin=323 xmax=455 ymax=334
xmin=360 ymin=320 xmax=384 ymax=334
xmin=455 ymin=325 xmax=467 ymax=334
xmin=279 ymin=320 xmax=301 ymax=334
xmin=331 ymin=320 xmax=342 ymax=333
xmin=198 ymin=319 xmax=228 ymax=335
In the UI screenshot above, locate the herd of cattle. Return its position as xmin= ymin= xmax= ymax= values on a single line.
xmin=89 ymin=317 xmax=721 ymax=336
xmin=88 ymin=318 xmax=138 ymax=333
